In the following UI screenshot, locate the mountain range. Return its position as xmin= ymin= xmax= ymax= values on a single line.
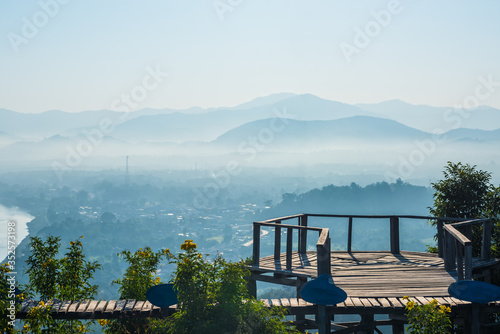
xmin=1 ymin=93 xmax=499 ymax=177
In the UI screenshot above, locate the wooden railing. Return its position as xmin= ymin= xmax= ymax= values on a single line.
xmin=252 ymin=214 xmax=331 ymax=276
xmin=443 ymin=218 xmax=492 ymax=280
xmin=252 ymin=214 xmax=492 ymax=279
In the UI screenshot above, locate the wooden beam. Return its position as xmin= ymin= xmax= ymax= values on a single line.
xmin=437 ymin=220 xmax=444 ymax=258
xmin=465 ymin=244 xmax=472 ymax=280
xmin=390 ymin=217 xmax=400 ymax=254
xmin=449 ymin=219 xmax=490 ymax=228
xmin=444 ymin=224 xmax=471 ymax=246
xmin=299 ymin=215 xmax=308 ymax=254
xmin=286 ymin=227 xmax=293 ymax=270
xmin=256 ymin=221 xmax=322 ymax=231
xmin=456 ymin=239 xmax=464 ymax=281
xmin=253 ymin=223 xmax=260 ymax=266
xmin=445 ymin=232 xmax=456 ymax=271
xmin=347 ymin=216 xmax=353 ymax=253
xmin=482 ymin=220 xmax=492 ymax=261
xmin=274 ymin=221 xmax=281 ymax=260
xmin=317 ymin=304 xmax=330 ymax=334
xmin=316 ymin=229 xmax=331 ymax=276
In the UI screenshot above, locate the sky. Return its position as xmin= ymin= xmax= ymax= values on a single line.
xmin=1 ymin=0 xmax=500 ymax=113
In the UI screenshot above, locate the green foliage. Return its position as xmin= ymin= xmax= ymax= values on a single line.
xmin=103 ymin=246 xmax=170 ymax=333
xmin=430 ymin=162 xmax=491 ymax=219
xmin=403 ymin=296 xmax=451 ymax=334
xmin=25 ymin=235 xmax=60 ymax=300
xmin=23 ymin=301 xmax=58 ymax=333
xmin=488 ymin=185 xmax=500 ymax=257
xmin=58 ymin=237 xmax=101 ymax=301
xmin=112 ymin=246 xmax=170 ymax=300
xmin=22 ymin=235 xmax=100 ymax=333
xmin=104 ymin=240 xmax=295 ymax=333
xmin=429 ymin=162 xmax=500 ymax=256
xmin=165 ymin=240 xmax=296 ymax=334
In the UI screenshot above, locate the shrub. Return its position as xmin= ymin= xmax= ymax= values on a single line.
xmin=22 ymin=235 xmax=100 ymax=333
xmin=165 ymin=240 xmax=296 ymax=334
xmin=403 ymin=296 xmax=451 ymax=334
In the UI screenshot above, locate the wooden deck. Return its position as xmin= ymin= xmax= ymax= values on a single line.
xmin=253 ymin=251 xmax=458 ymax=297
xmin=248 ymin=214 xmax=500 ymax=333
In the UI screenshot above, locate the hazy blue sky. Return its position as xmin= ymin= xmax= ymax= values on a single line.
xmin=1 ymin=1 xmax=499 ymax=113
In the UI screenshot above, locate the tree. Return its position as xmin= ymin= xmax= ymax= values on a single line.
xmin=104 ymin=240 xmax=296 ymax=333
xmin=430 ymin=162 xmax=491 ymax=219
xmin=103 ymin=246 xmax=170 ymax=334
xmin=165 ymin=240 xmax=296 ymax=334
xmin=429 ymin=162 xmax=500 ymax=256
xmin=23 ymin=235 xmax=101 ymax=333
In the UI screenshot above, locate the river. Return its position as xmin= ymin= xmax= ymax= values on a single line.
xmin=0 ymin=204 xmax=33 ymax=261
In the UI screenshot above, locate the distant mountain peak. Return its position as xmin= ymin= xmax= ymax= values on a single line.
xmin=231 ymin=93 xmax=297 ymax=110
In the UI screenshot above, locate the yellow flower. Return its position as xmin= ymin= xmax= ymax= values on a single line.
xmin=181 ymin=239 xmax=197 ymax=251
xmin=97 ymin=319 xmax=109 ymax=326
xmin=80 ymin=235 xmax=84 ymax=239
xmin=439 ymin=304 xmax=451 ymax=314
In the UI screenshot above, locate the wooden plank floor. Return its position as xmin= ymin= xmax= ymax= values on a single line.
xmin=18 ymin=296 xmax=489 ymax=320
xmin=254 ymin=251 xmax=458 ymax=297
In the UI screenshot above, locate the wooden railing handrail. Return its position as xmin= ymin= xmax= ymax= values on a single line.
xmin=447 ymin=218 xmax=491 ymax=228
xmin=299 ymin=214 xmax=469 ymax=221
xmin=257 ymin=214 xmax=304 ymax=224
xmin=253 ymin=215 xmax=331 ymax=276
xmin=253 ymin=214 xmax=492 ymax=281
xmin=255 ymin=221 xmax=323 ymax=231
xmin=444 ymin=224 xmax=472 ymax=246
xmin=442 ymin=218 xmax=492 ymax=280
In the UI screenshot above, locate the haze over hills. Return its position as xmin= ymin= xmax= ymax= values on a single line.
xmin=214 ymin=116 xmax=429 ymax=148
xmin=356 ymin=100 xmax=500 ymax=133
xmin=1 ymin=93 xmax=499 ymax=183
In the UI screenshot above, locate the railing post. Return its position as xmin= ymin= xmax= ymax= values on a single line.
xmin=464 ymin=225 xmax=473 ymax=244
xmin=444 ymin=231 xmax=456 ymax=271
xmin=482 ymin=220 xmax=492 ymax=261
xmin=390 ymin=216 xmax=400 ymax=254
xmin=317 ymin=230 xmax=331 ymax=276
xmin=316 ymin=228 xmax=331 ymax=334
xmin=437 ymin=220 xmax=444 ymax=258
xmin=299 ymin=215 xmax=308 ymax=254
xmin=286 ymin=227 xmax=293 ymax=270
xmin=465 ymin=244 xmax=472 ymax=280
xmin=456 ymin=240 xmax=464 ymax=281
xmin=317 ymin=304 xmax=330 ymax=334
xmin=253 ymin=223 xmax=260 ymax=266
xmin=347 ymin=216 xmax=353 ymax=253
xmin=274 ymin=221 xmax=281 ymax=260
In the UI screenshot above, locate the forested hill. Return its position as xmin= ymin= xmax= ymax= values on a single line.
xmin=266 ymin=180 xmax=433 ymax=217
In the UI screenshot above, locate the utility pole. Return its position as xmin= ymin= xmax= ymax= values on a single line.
xmin=126 ymin=156 xmax=129 ymax=186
